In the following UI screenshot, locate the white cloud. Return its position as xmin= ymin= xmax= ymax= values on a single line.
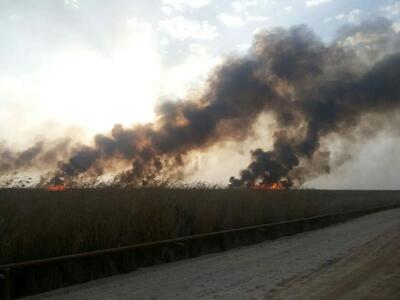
xmin=217 ymin=13 xmax=246 ymax=27
xmin=64 ymin=0 xmax=79 ymax=8
xmin=247 ymin=15 xmax=270 ymax=22
xmin=237 ymin=43 xmax=251 ymax=53
xmin=186 ymin=0 xmax=211 ymax=9
xmin=160 ymin=16 xmax=218 ymax=40
xmin=393 ymin=22 xmax=400 ymax=33
xmin=161 ymin=0 xmax=211 ymax=14
xmin=8 ymin=14 xmax=22 ymax=21
xmin=339 ymin=32 xmax=380 ymax=48
xmin=126 ymin=18 xmax=153 ymax=32
xmin=253 ymin=27 xmax=262 ymax=34
xmin=218 ymin=13 xmax=270 ymax=27
xmin=219 ymin=1 xmax=269 ymax=27
xmin=284 ymin=6 xmax=293 ymax=12
xmin=163 ymin=44 xmax=221 ymax=98
xmin=382 ymin=1 xmax=400 ymax=15
xmin=160 ymin=37 xmax=169 ymax=46
xmin=327 ymin=9 xmax=360 ymax=23
xmin=161 ymin=6 xmax=175 ymax=15
xmin=232 ymin=1 xmax=257 ymax=13
xmin=325 ymin=9 xmax=361 ymax=23
xmin=305 ymin=0 xmax=331 ymax=7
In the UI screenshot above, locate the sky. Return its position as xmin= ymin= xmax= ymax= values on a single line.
xmin=1 ymin=0 xmax=400 ymax=188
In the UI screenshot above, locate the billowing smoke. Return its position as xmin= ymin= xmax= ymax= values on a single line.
xmin=1 ymin=17 xmax=400 ymax=188
xmin=0 ymin=139 xmax=71 ymax=174
xmin=230 ymin=18 xmax=400 ymax=188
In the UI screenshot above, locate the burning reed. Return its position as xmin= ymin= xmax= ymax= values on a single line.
xmin=1 ymin=18 xmax=400 ymax=189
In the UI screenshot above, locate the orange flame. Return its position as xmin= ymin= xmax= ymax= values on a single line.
xmin=252 ymin=182 xmax=284 ymax=190
xmin=46 ymin=185 xmax=66 ymax=192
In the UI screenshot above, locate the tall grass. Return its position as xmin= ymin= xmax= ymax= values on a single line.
xmin=0 ymin=188 xmax=399 ymax=265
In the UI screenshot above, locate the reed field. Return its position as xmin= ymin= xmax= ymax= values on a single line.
xmin=1 ymin=188 xmax=399 ymax=265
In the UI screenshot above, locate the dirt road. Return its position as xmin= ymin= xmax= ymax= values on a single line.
xmin=26 ymin=208 xmax=400 ymax=300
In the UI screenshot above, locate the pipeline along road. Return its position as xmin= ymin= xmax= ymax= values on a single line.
xmin=26 ymin=208 xmax=400 ymax=300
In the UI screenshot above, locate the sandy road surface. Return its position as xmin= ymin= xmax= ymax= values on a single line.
xmin=26 ymin=209 xmax=400 ymax=300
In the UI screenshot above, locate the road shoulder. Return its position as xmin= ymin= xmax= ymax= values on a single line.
xmin=273 ymin=224 xmax=400 ymax=299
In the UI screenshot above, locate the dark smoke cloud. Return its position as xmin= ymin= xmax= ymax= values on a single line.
xmin=230 ymin=19 xmax=400 ymax=187
xmin=0 ymin=139 xmax=71 ymax=174
xmin=2 ymin=18 xmax=400 ymax=188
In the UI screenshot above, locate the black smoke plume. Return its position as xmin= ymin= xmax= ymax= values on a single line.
xmin=1 ymin=18 xmax=400 ymax=188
